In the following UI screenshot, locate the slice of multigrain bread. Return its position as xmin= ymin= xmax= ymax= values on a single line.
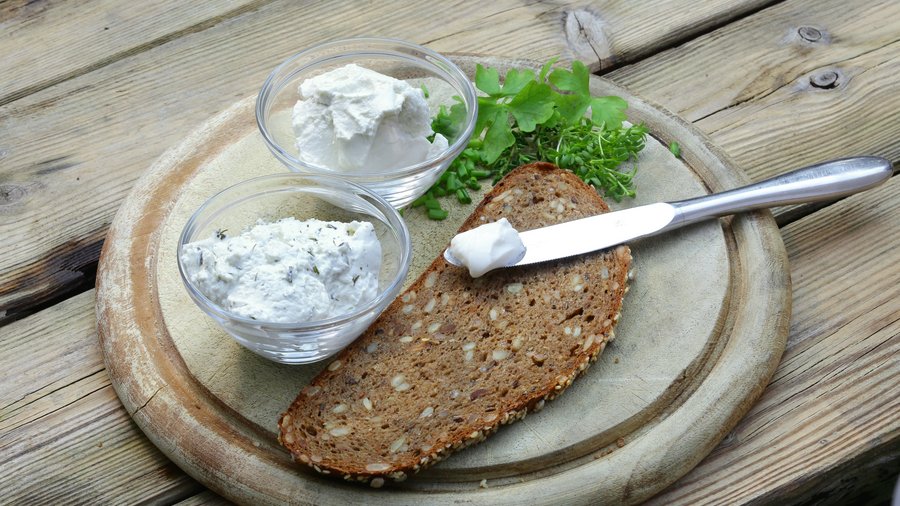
xmin=278 ymin=162 xmax=632 ymax=487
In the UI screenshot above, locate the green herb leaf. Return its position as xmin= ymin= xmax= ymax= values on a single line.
xmin=498 ymin=68 xmax=535 ymax=96
xmin=669 ymin=141 xmax=681 ymax=158
xmin=431 ymin=97 xmax=467 ymax=140
xmin=538 ymin=57 xmax=559 ymax=82
xmin=548 ymin=60 xmax=590 ymax=97
xmin=553 ymin=92 xmax=591 ymax=125
xmin=473 ymin=98 xmax=502 ymax=139
xmin=474 ymin=64 xmax=501 ymax=96
xmin=480 ymin=107 xmax=515 ymax=164
xmin=590 ymin=96 xmax=628 ymax=130
xmin=507 ymin=81 xmax=555 ymax=132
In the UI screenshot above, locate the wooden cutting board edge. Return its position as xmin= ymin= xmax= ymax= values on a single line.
xmin=96 ymin=56 xmax=790 ymax=505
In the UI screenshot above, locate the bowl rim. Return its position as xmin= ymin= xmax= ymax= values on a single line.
xmin=176 ymin=172 xmax=412 ymax=330
xmin=255 ymin=36 xmax=477 ymax=180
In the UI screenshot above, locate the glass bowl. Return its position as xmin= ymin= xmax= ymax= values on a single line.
xmin=255 ymin=37 xmax=477 ymax=208
xmin=177 ymin=173 xmax=411 ymax=364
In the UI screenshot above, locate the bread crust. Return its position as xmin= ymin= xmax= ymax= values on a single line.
xmin=278 ymin=162 xmax=631 ymax=485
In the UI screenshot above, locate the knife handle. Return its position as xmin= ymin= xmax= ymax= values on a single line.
xmin=665 ymin=156 xmax=893 ymax=229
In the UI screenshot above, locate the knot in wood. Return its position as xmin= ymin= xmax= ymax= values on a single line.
xmin=0 ymin=184 xmax=27 ymax=206
xmin=798 ymin=26 xmax=822 ymax=42
xmin=562 ymin=8 xmax=613 ymax=70
xmin=810 ymin=70 xmax=839 ymax=89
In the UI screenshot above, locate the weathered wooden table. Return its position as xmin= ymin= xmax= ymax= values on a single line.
xmin=2 ymin=1 xmax=898 ymax=504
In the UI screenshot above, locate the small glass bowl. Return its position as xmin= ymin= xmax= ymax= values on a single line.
xmin=256 ymin=37 xmax=477 ymax=208
xmin=177 ymin=173 xmax=411 ymax=364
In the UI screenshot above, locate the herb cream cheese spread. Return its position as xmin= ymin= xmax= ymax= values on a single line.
xmin=181 ymin=217 xmax=382 ymax=323
xmin=448 ymin=218 xmax=526 ymax=278
xmin=292 ymin=63 xmax=448 ymax=172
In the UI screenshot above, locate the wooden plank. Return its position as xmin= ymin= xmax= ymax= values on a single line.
xmin=558 ymin=0 xmax=774 ymax=70
xmin=0 ymin=0 xmax=772 ymax=322
xmin=0 ymin=291 xmax=202 ymax=504
xmin=767 ymin=439 xmax=900 ymax=505
xmin=650 ymin=176 xmax=900 ymax=504
xmin=0 ymin=0 xmax=261 ymax=105
xmin=175 ymin=491 xmax=233 ymax=506
xmin=607 ymin=0 xmax=900 ymax=185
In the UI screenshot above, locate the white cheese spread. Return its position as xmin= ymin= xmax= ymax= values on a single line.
xmin=181 ymin=217 xmax=382 ymax=323
xmin=448 ymin=218 xmax=526 ymax=278
xmin=292 ymin=63 xmax=449 ymax=172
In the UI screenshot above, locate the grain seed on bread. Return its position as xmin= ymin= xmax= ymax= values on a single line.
xmin=278 ymin=162 xmax=632 ymax=485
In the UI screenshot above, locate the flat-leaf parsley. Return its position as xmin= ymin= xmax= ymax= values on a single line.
xmin=414 ymin=59 xmax=647 ymax=219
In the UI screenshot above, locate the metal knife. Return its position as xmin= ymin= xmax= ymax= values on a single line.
xmin=444 ymin=156 xmax=893 ymax=270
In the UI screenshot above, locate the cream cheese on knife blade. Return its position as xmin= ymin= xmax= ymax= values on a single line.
xmin=448 ymin=218 xmax=526 ymax=277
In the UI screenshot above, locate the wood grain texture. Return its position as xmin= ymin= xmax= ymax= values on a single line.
xmin=652 ymin=176 xmax=900 ymax=504
xmin=0 ymin=0 xmax=778 ymax=322
xmin=175 ymin=491 xmax=234 ymax=506
xmin=607 ymin=0 xmax=900 ymax=186
xmin=0 ymin=0 xmax=262 ymax=105
xmin=0 ymin=291 xmax=203 ymax=504
xmin=559 ymin=0 xmax=775 ymax=70
xmin=2 ymin=0 xmax=897 ymax=502
xmin=95 ymin=63 xmax=788 ymax=504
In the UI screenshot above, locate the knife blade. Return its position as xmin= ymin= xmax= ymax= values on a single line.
xmin=443 ymin=156 xmax=892 ymax=273
xmin=513 ymin=202 xmax=676 ymax=266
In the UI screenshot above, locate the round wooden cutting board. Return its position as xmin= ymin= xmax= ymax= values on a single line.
xmin=96 ymin=57 xmax=790 ymax=505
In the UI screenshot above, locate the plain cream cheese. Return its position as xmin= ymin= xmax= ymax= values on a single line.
xmin=181 ymin=217 xmax=382 ymax=323
xmin=448 ymin=218 xmax=526 ymax=278
xmin=292 ymin=63 xmax=448 ymax=172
